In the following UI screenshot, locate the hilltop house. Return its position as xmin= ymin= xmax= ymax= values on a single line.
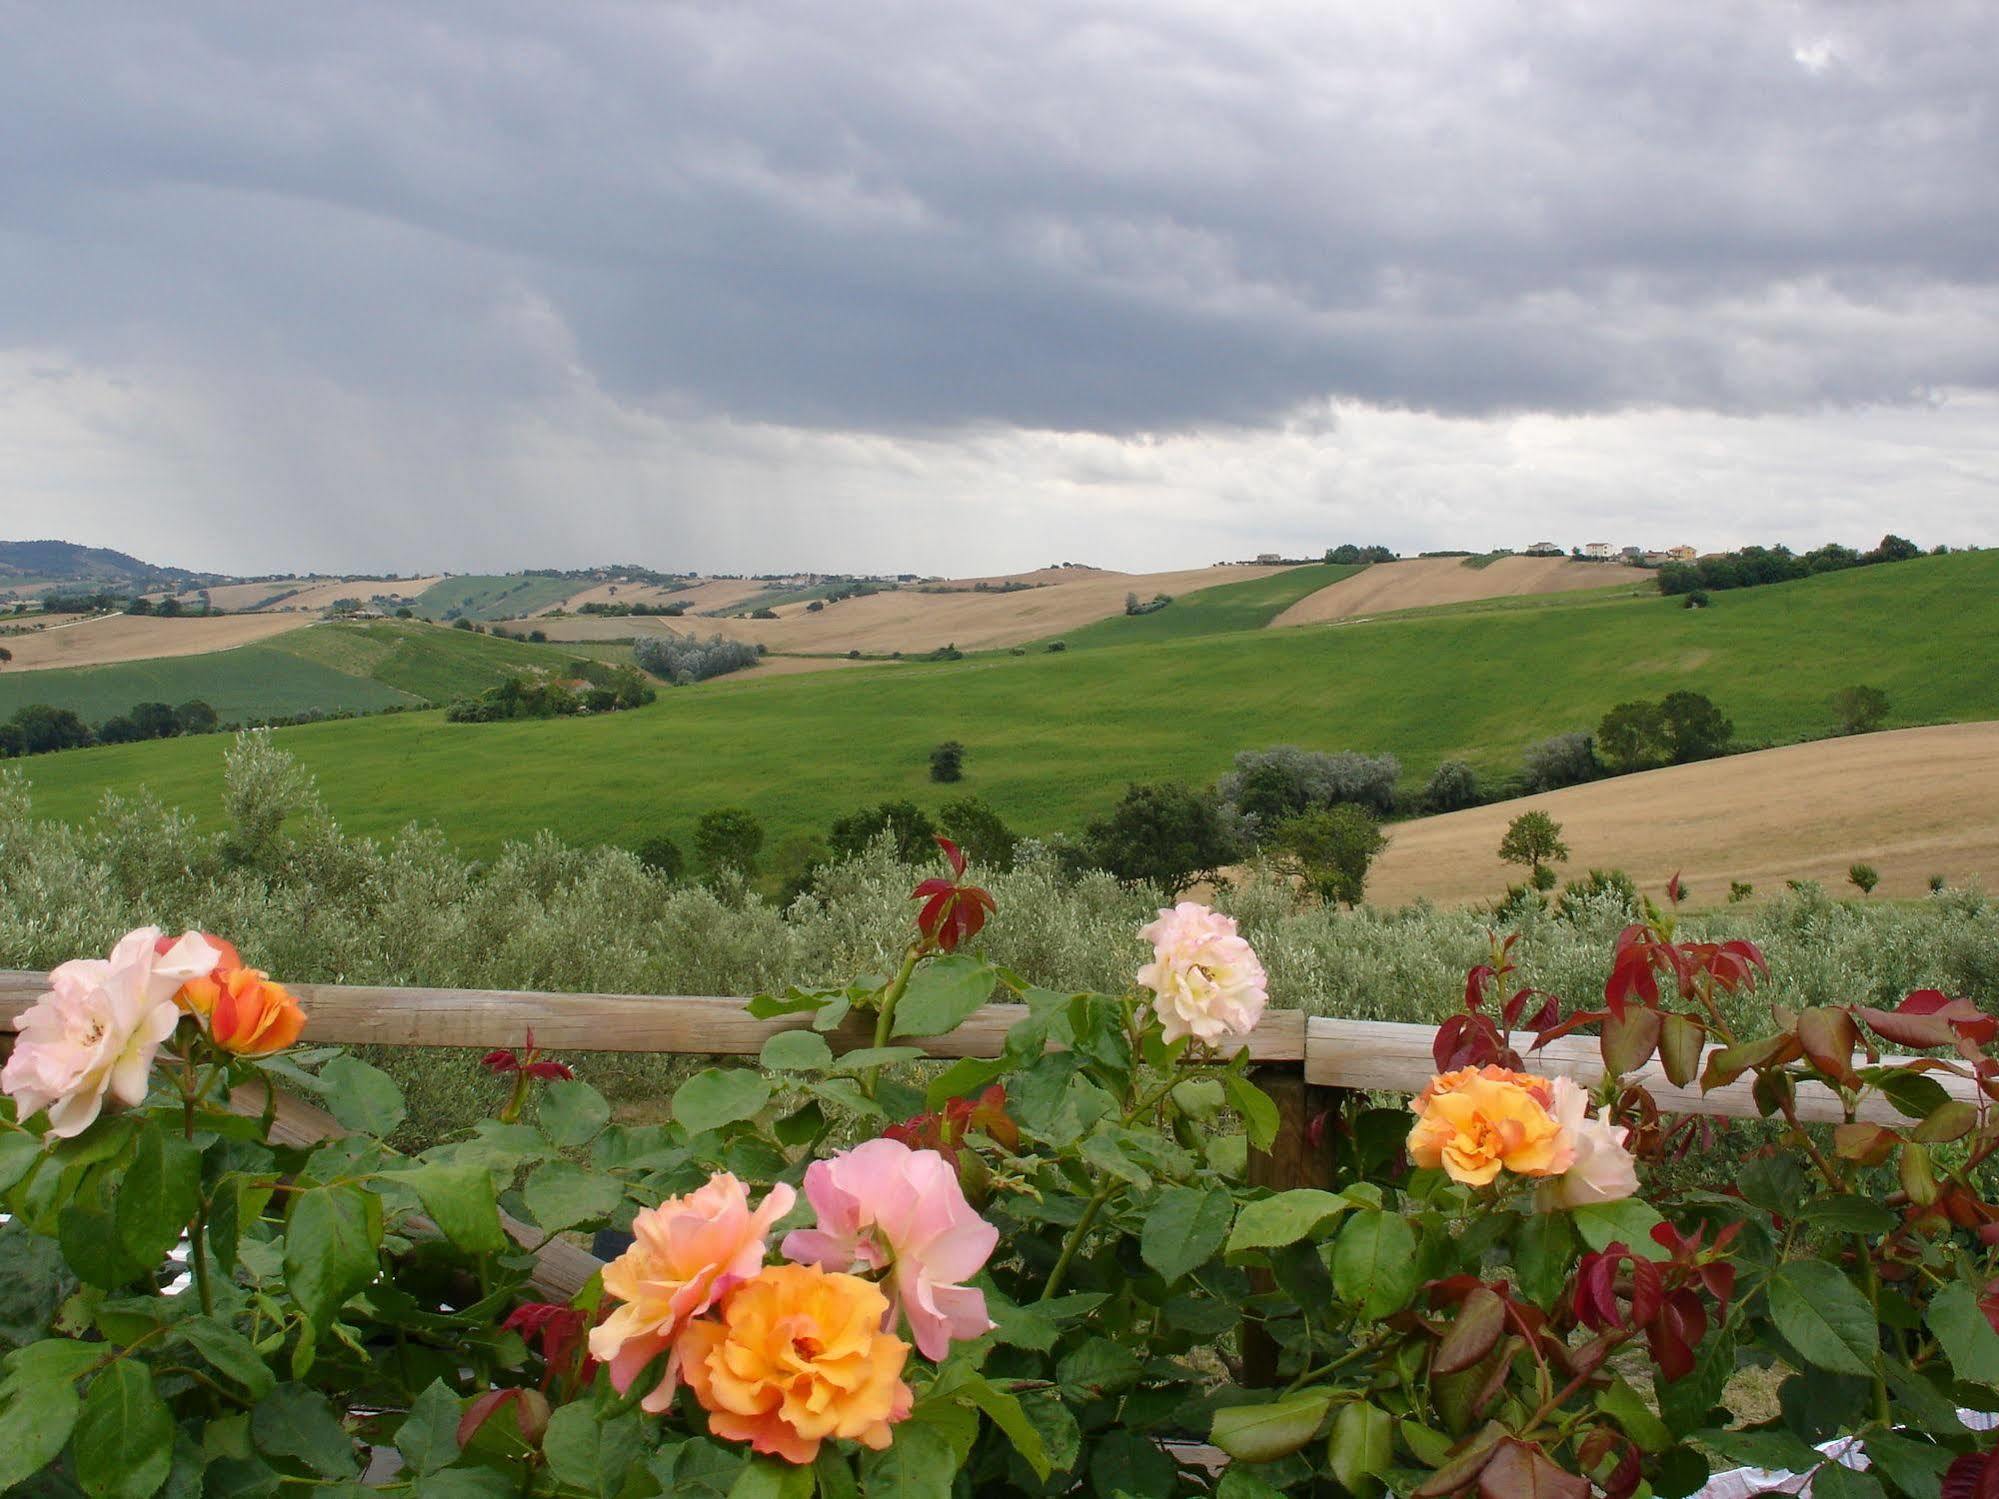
xmin=1668 ymin=544 xmax=1697 ymax=561
xmin=1524 ymin=541 xmax=1564 ymax=556
xmin=1583 ymin=542 xmax=1614 ymax=559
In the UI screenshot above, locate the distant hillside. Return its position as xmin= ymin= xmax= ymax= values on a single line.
xmin=0 ymin=539 xmax=223 ymax=593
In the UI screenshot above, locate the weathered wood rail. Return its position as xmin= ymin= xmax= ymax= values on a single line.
xmin=1 ymin=969 xmax=1981 ymax=1307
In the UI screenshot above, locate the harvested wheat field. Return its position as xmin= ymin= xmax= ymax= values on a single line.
xmin=1367 ymin=723 xmax=1999 ymax=908
xmin=1 ymin=611 xmax=314 ymax=669
xmin=168 ymin=577 xmax=444 ymax=613
xmin=1271 ymin=555 xmax=1633 ymax=627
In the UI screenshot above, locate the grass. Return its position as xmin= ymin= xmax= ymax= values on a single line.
xmin=407 ymin=575 xmax=582 ymax=622
xmin=11 ymin=551 xmax=1999 ymax=855
xmin=1048 ymin=563 xmax=1365 ymax=648
xmin=0 ymin=621 xmax=632 ymax=723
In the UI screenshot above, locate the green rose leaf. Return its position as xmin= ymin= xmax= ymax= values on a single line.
xmin=541 ymin=1403 xmax=643 ymax=1499
xmin=1211 ymin=1387 xmax=1336 ymax=1463
xmin=758 ymin=1030 xmax=834 ymax=1072
xmin=180 ymin=1317 xmax=276 ymax=1401
xmin=1926 ymin=1281 xmax=1999 ymax=1387
xmin=319 ymin=1056 xmax=407 ymax=1136
xmin=1769 ymin=1260 xmax=1879 ymax=1377
xmin=0 ymin=1363 xmax=82 ymax=1492
xmin=892 ymin=954 xmax=997 ymax=1039
xmin=940 ymin=1371 xmax=1050 ymax=1481
xmin=1223 ymin=1074 xmax=1280 ymax=1151
xmin=673 ymin=1069 xmax=772 ymax=1135
xmin=116 ymin=1127 xmax=202 ymax=1270
xmin=394 ymin=1379 xmax=463 ymax=1475
xmin=75 ymin=1360 xmax=175 ymax=1499
xmin=383 ymin=1162 xmax=508 ymax=1255
xmin=1327 ymin=1400 xmax=1394 ymax=1498
xmin=1571 ymin=1199 xmax=1669 ymax=1260
xmin=727 ymin=1457 xmax=816 ymax=1499
xmin=522 ymin=1160 xmax=626 ymax=1234
xmin=1513 ymin=1211 xmax=1574 ymax=1308
xmin=857 ymin=1419 xmax=958 ymax=1499
xmin=250 ymin=1384 xmax=357 ymax=1479
xmin=1332 ymin=1210 xmax=1419 ymax=1318
xmin=1141 ymin=1185 xmax=1234 ymax=1283
xmin=283 ymin=1183 xmax=382 ymax=1331
xmin=1226 ymin=1188 xmax=1350 ymax=1255
xmin=538 ymin=1079 xmax=611 ymax=1147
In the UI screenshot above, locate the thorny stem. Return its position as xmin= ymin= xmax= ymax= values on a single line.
xmin=862 ymin=945 xmax=925 ymax=1101
xmin=1041 ymin=1177 xmax=1119 ymax=1301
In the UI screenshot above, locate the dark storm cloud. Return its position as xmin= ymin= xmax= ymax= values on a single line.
xmin=4 ymin=0 xmax=1997 ymax=437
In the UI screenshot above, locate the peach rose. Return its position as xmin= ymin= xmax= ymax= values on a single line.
xmin=1407 ymin=1070 xmax=1575 ymax=1186
xmin=1536 ymin=1077 xmax=1639 ymax=1210
xmin=1136 ymin=902 xmax=1268 ymax=1045
xmin=588 ymin=1173 xmax=796 ymax=1412
xmin=183 ymin=968 xmax=307 ymax=1057
xmin=677 ymin=1263 xmax=912 ymax=1464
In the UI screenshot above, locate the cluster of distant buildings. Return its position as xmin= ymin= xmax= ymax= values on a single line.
xmin=1524 ymin=541 xmax=1698 ymax=567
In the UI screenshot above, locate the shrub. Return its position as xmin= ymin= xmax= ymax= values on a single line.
xmin=1729 ymin=880 xmax=1755 ymax=903
xmin=805 ymin=600 xmax=824 ymax=611
xmin=1420 ymin=758 xmax=1480 ymax=813
xmin=634 ymin=834 xmax=685 ymax=880
xmin=1044 ymin=640 xmax=1066 ymax=652
xmin=694 ymin=806 xmax=764 ymax=876
xmin=394 ymin=605 xmax=413 ymax=618
xmin=632 ymin=632 xmax=760 ymax=686
xmin=1849 ymin=861 xmax=1880 ymax=896
xmin=1270 ymin=804 xmax=1386 ymax=908
xmin=1008 ymin=646 xmax=1026 ymax=656
xmin=1681 ymin=588 xmax=1710 ymax=608
xmin=1519 ymin=731 xmax=1598 ymax=792
xmin=527 ymin=628 xmax=547 ymax=643
xmin=1931 ymin=873 xmax=1949 ymax=893
xmin=828 ymin=800 xmax=938 ymax=863
xmin=1596 ymin=699 xmax=1670 ymax=772
xmin=928 ymin=740 xmax=966 ymax=783
xmin=130 ymin=701 xmax=182 ymax=740
xmin=1079 ymin=781 xmax=1239 ymax=894
xmin=937 ymin=797 xmax=1020 ymax=874
xmin=1217 ymin=746 xmax=1400 ymax=830
xmin=1498 ymin=810 xmax=1569 ymax=886
xmin=750 ymin=606 xmax=778 ymax=619
xmin=175 ymin=699 xmax=219 ymax=734
xmin=9 ymin=704 xmax=92 ymax=754
xmin=1555 ymin=868 xmax=1640 ymax=922
xmin=1657 ymin=689 xmax=1732 ymax=763
xmin=452 ymin=616 xmax=475 ymax=630
xmin=1830 ymin=683 xmax=1890 ymax=735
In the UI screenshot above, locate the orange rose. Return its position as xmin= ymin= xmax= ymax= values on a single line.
xmin=168 ymin=934 xmax=242 ymax=1016
xmin=677 ymin=1264 xmax=912 ymax=1465
xmin=1408 ymin=1071 xmax=1573 ymax=1186
xmin=201 ymin=968 xmax=307 ymax=1056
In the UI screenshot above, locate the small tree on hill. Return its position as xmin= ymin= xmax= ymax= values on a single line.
xmin=938 ymin=797 xmax=1020 ymax=873
xmin=1596 ymin=700 xmax=1669 ymax=773
xmin=175 ymin=700 xmax=219 ymax=735
xmin=1831 ymin=684 xmax=1889 ymax=736
xmin=1658 ymin=691 xmax=1732 ymax=763
xmin=1422 ymin=759 xmax=1480 ymax=813
xmin=1272 ymin=805 xmax=1387 ymax=909
xmin=131 ymin=701 xmax=182 ymax=740
xmin=929 ymin=741 xmax=966 ymax=783
xmin=1520 ymin=732 xmax=1599 ymax=792
xmin=828 ymin=801 xmax=938 ymax=862
xmin=694 ymin=808 xmax=764 ymax=877
xmin=1848 ymin=862 xmax=1880 ymax=897
xmin=1499 ymin=811 xmax=1569 ymax=891
xmin=634 ymin=835 xmax=685 ymax=881
xmin=1080 ymin=781 xmax=1239 ymax=895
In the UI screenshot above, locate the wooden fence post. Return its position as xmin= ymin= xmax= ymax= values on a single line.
xmin=1241 ymin=1063 xmax=1348 ymax=1386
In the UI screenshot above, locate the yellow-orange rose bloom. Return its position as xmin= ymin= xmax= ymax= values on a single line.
xmin=677 ymin=1263 xmax=912 ymax=1465
xmin=182 ymin=968 xmax=307 ymax=1057
xmin=1408 ymin=1069 xmax=1574 ymax=1186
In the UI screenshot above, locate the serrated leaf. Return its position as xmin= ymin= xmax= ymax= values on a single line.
xmin=283 ymin=1183 xmax=381 ymax=1331
xmin=1332 ymin=1210 xmax=1419 ymax=1318
xmin=522 ymin=1161 xmax=625 ymax=1235
xmin=1225 ymin=1074 xmax=1279 ymax=1151
xmin=394 ymin=1379 xmax=463 ymax=1475
xmin=1226 ymin=1188 xmax=1349 ymax=1255
xmin=1768 ymin=1260 xmax=1877 ymax=1377
xmin=1211 ymin=1388 xmax=1335 ymax=1463
xmin=892 ymin=954 xmax=997 ymax=1038
xmin=537 ymin=1079 xmax=611 ymax=1147
xmin=757 ymin=1030 xmax=833 ymax=1071
xmin=1140 ymin=1185 xmax=1233 ymax=1283
xmin=1926 ymin=1281 xmax=1999 ymax=1387
xmin=672 ymin=1069 xmax=771 ymax=1135
xmin=75 ymin=1360 xmax=175 ymax=1499
xmin=250 ymin=1384 xmax=356 ymax=1479
xmin=384 ymin=1161 xmax=507 ymax=1255
xmin=180 ymin=1317 xmax=276 ymax=1400
xmin=319 ymin=1056 xmax=407 ymax=1136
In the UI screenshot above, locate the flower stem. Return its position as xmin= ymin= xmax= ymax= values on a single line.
xmin=1041 ymin=1178 xmax=1118 ymax=1300
xmin=862 ymin=945 xmax=924 ymax=1100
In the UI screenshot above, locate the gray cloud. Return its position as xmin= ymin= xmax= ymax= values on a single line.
xmin=1 ymin=1 xmax=1996 ymax=571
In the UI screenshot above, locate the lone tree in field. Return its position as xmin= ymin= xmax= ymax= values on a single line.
xmin=929 ymin=740 xmax=965 ymax=783
xmin=1272 ymin=805 xmax=1387 ymax=909
xmin=1422 ymin=759 xmax=1480 ymax=813
xmin=634 ymin=835 xmax=685 ymax=881
xmin=1831 ymin=684 xmax=1890 ymax=736
xmin=1658 ymin=691 xmax=1732 ymax=763
xmin=1595 ymin=700 xmax=1669 ymax=772
xmin=694 ymin=807 xmax=764 ymax=877
xmin=1499 ymin=811 xmax=1570 ymax=892
xmin=1848 ymin=862 xmax=1881 ymax=897
xmin=1081 ymin=781 xmax=1239 ymax=895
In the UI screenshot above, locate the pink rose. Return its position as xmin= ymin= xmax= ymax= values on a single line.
xmin=1537 ymin=1077 xmax=1639 ymax=1210
xmin=1135 ymin=902 xmax=1268 ymax=1045
xmin=588 ymin=1172 xmax=797 ymax=1412
xmin=3 ymin=928 xmax=220 ymax=1138
xmin=782 ymin=1138 xmax=998 ymax=1360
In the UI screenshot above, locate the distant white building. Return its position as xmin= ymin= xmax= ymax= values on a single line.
xmin=1524 ymin=541 xmax=1564 ymax=556
xmin=1583 ymin=541 xmax=1613 ymax=559
xmin=1256 ymin=552 xmax=1283 ymax=564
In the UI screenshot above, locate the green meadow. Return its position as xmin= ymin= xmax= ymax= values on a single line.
xmin=0 ymin=620 xmax=623 ymax=723
xmin=10 ymin=551 xmax=1997 ymax=857
xmin=407 ymin=574 xmax=582 ymax=621
xmin=1050 ymin=562 xmax=1365 ymax=648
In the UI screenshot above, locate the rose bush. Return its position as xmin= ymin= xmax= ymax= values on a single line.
xmin=0 ymin=847 xmax=1996 ymax=1498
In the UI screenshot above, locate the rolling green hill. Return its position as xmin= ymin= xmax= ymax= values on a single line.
xmin=1049 ymin=562 xmax=1365 ymax=648
xmin=9 ymin=551 xmax=1998 ymax=855
xmin=407 ymin=575 xmax=583 ymax=622
xmin=0 ymin=621 xmax=632 ymax=723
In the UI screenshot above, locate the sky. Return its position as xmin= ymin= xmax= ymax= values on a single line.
xmin=2 ymin=1 xmax=1996 ymax=578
